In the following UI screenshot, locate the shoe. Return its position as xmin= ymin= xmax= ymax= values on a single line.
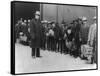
xmin=36 ymin=56 xmax=42 ymax=58
xmin=32 ymin=56 xmax=36 ymax=58
xmin=73 ymin=55 xmax=78 ymax=58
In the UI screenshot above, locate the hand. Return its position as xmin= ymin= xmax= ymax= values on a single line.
xmin=46 ymin=33 xmax=49 ymax=36
xmin=72 ymin=38 xmax=75 ymax=41
xmin=87 ymin=41 xmax=90 ymax=45
xmin=79 ymin=38 xmax=82 ymax=41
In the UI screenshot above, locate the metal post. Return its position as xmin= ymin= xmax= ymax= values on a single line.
xmin=40 ymin=3 xmax=43 ymax=21
xmin=56 ymin=5 xmax=58 ymax=23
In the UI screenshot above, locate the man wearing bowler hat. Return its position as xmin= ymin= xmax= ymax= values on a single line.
xmin=30 ymin=11 xmax=43 ymax=58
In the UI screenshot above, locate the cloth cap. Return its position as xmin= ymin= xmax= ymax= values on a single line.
xmin=82 ymin=17 xmax=87 ymax=21
xmin=41 ymin=20 xmax=48 ymax=23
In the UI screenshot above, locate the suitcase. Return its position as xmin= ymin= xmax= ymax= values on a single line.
xmin=81 ymin=44 xmax=93 ymax=63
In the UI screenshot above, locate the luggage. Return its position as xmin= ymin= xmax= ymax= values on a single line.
xmin=19 ymin=32 xmax=27 ymax=42
xmin=20 ymin=35 xmax=27 ymax=42
xmin=81 ymin=44 xmax=93 ymax=63
xmin=65 ymin=39 xmax=72 ymax=49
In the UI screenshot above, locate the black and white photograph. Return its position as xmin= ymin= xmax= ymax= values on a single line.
xmin=11 ymin=1 xmax=98 ymax=75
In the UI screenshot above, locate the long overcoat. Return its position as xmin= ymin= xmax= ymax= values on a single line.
xmin=30 ymin=19 xmax=43 ymax=48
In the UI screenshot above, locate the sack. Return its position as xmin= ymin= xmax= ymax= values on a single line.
xmin=81 ymin=45 xmax=93 ymax=57
xmin=20 ymin=35 xmax=27 ymax=41
xmin=81 ymin=44 xmax=93 ymax=63
xmin=65 ymin=40 xmax=72 ymax=49
xmin=71 ymin=42 xmax=77 ymax=51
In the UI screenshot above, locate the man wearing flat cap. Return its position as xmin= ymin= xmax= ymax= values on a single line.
xmin=30 ymin=11 xmax=43 ymax=58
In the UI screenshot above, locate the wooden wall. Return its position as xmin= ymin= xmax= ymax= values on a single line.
xmin=42 ymin=3 xmax=96 ymax=25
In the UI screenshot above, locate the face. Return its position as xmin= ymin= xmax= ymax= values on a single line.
xmin=67 ymin=29 xmax=71 ymax=34
xmin=52 ymin=23 xmax=55 ymax=27
xmin=24 ymin=20 xmax=27 ymax=23
xmin=28 ymin=20 xmax=30 ymax=23
xmin=83 ymin=20 xmax=87 ymax=24
xmin=35 ymin=14 xmax=40 ymax=19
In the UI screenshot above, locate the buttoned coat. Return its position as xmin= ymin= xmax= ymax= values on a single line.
xmin=30 ymin=19 xmax=43 ymax=48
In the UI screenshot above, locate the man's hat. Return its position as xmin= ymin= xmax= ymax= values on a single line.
xmin=35 ymin=11 xmax=40 ymax=15
xmin=41 ymin=20 xmax=48 ymax=23
xmin=48 ymin=21 xmax=51 ymax=24
xmin=82 ymin=17 xmax=87 ymax=21
xmin=78 ymin=16 xmax=82 ymax=20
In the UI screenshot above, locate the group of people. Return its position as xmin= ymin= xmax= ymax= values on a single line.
xmin=15 ymin=18 xmax=31 ymax=45
xmin=15 ymin=11 xmax=97 ymax=64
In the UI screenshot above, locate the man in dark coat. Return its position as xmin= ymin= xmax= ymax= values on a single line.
xmin=58 ymin=23 xmax=65 ymax=54
xmin=72 ymin=19 xmax=81 ymax=57
xmin=41 ymin=22 xmax=47 ymax=50
xmin=53 ymin=23 xmax=60 ymax=52
xmin=80 ymin=17 xmax=89 ymax=44
xmin=50 ymin=22 xmax=59 ymax=52
xmin=64 ymin=26 xmax=74 ymax=54
xmin=30 ymin=11 xmax=42 ymax=58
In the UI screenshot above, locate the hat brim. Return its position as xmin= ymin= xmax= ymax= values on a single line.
xmin=35 ymin=13 xmax=40 ymax=15
xmin=82 ymin=20 xmax=87 ymax=21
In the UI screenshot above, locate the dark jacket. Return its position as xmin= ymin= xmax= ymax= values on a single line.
xmin=53 ymin=25 xmax=60 ymax=40
xmin=30 ymin=19 xmax=43 ymax=48
xmin=80 ymin=25 xmax=89 ymax=44
xmin=65 ymin=27 xmax=74 ymax=42
xmin=58 ymin=26 xmax=64 ymax=40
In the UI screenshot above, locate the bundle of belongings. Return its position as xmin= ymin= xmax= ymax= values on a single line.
xmin=65 ymin=40 xmax=73 ymax=50
xmin=49 ymin=29 xmax=54 ymax=36
xmin=81 ymin=44 xmax=93 ymax=64
xmin=20 ymin=36 xmax=27 ymax=42
xmin=19 ymin=32 xmax=29 ymax=46
xmin=80 ymin=16 xmax=97 ymax=64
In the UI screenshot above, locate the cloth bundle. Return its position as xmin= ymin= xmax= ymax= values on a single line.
xmin=81 ymin=44 xmax=93 ymax=63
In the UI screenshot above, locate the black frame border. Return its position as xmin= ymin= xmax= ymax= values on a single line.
xmin=11 ymin=1 xmax=98 ymax=75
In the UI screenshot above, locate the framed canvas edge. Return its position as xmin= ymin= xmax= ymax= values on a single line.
xmin=11 ymin=1 xmax=98 ymax=75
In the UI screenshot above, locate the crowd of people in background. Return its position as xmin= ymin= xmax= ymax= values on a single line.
xmin=15 ymin=13 xmax=97 ymax=64
xmin=15 ymin=18 xmax=31 ymax=45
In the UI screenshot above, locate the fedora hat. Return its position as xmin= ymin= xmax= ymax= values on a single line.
xmin=35 ymin=11 xmax=40 ymax=15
